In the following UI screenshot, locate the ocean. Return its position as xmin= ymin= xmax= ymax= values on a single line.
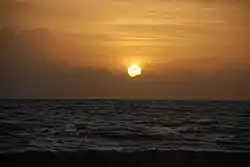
xmin=0 ymin=100 xmax=250 ymax=166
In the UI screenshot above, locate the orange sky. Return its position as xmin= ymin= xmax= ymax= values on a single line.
xmin=1 ymin=0 xmax=250 ymax=99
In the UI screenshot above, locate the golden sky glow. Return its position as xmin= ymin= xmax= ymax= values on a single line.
xmin=11 ymin=0 xmax=249 ymax=69
xmin=1 ymin=0 xmax=250 ymax=99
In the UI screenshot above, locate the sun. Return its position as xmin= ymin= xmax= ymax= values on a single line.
xmin=128 ymin=65 xmax=142 ymax=77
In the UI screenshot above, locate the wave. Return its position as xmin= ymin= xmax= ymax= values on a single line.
xmin=1 ymin=150 xmax=250 ymax=167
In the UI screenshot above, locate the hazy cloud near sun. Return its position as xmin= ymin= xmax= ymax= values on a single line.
xmin=1 ymin=0 xmax=250 ymax=99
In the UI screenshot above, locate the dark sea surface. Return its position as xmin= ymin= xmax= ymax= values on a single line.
xmin=0 ymin=100 xmax=250 ymax=166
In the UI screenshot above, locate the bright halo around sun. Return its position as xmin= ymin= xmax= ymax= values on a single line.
xmin=128 ymin=65 xmax=142 ymax=77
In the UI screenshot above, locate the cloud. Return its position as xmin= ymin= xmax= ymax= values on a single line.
xmin=0 ymin=27 xmax=250 ymax=100
xmin=0 ymin=27 xmax=128 ymax=98
xmin=1 ymin=0 xmax=250 ymax=101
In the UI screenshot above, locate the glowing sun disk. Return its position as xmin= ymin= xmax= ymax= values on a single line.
xmin=128 ymin=65 xmax=142 ymax=77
